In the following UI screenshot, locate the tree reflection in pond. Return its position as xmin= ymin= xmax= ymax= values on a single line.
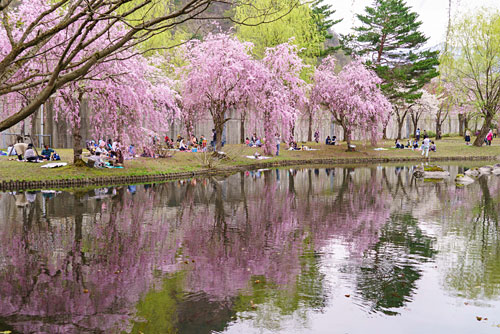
xmin=0 ymin=166 xmax=499 ymax=333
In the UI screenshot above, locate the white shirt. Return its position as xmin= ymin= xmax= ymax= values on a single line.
xmin=423 ymin=138 xmax=430 ymax=147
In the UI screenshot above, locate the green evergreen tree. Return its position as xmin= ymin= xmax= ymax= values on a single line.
xmin=343 ymin=0 xmax=439 ymax=139
xmin=311 ymin=0 xmax=342 ymax=57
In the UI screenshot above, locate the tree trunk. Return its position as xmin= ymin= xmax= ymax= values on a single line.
xmin=215 ymin=121 xmax=223 ymax=151
xmin=411 ymin=113 xmax=418 ymax=138
xmin=436 ymin=113 xmax=442 ymax=140
xmin=458 ymin=113 xmax=465 ymax=136
xmin=464 ymin=117 xmax=469 ymax=135
xmin=73 ymin=122 xmax=84 ymax=165
xmin=473 ymin=111 xmax=493 ymax=147
xmin=396 ymin=119 xmax=404 ymax=140
xmin=307 ymin=112 xmax=312 ymax=142
xmin=240 ymin=116 xmax=245 ymax=144
xmin=345 ymin=127 xmax=354 ymax=151
xmin=382 ymin=124 xmax=388 ymax=140
xmin=436 ymin=121 xmax=442 ymax=140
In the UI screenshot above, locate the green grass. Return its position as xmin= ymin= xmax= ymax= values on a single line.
xmin=1 ymin=136 xmax=500 ymax=182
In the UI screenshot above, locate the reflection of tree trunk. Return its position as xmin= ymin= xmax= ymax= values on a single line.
xmin=288 ymin=170 xmax=296 ymax=195
xmin=334 ymin=168 xmax=350 ymax=204
xmin=308 ymin=169 xmax=312 ymax=196
xmin=72 ymin=193 xmax=85 ymax=284
xmin=240 ymin=172 xmax=249 ymax=227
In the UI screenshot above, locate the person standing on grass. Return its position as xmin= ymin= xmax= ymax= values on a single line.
xmin=465 ymin=129 xmax=471 ymax=145
xmin=314 ymin=130 xmax=320 ymax=143
xmin=421 ymin=136 xmax=430 ymax=158
xmin=416 ymin=128 xmax=421 ymax=141
xmin=486 ymin=130 xmax=493 ymax=146
xmin=275 ymin=133 xmax=281 ymax=156
xmin=9 ymin=142 xmax=28 ymax=161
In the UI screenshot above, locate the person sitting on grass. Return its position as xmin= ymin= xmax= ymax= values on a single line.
xmin=41 ymin=145 xmax=54 ymax=160
xmin=179 ymin=138 xmax=188 ymax=151
xmin=326 ymin=136 xmax=331 ymax=145
xmin=430 ymin=141 xmax=436 ymax=152
xmin=331 ymin=136 xmax=337 ymax=145
xmin=191 ymin=135 xmax=198 ymax=147
xmin=254 ymin=138 xmax=262 ymax=147
xmin=90 ymin=151 xmax=105 ymax=168
xmin=395 ymin=139 xmax=404 ymax=149
xmin=25 ymin=144 xmax=41 ymax=162
xmin=412 ymin=140 xmax=419 ymax=150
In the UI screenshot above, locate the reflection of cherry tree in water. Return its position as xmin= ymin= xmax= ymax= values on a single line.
xmin=0 ymin=188 xmax=178 ymax=333
xmin=0 ymin=168 xmax=395 ymax=332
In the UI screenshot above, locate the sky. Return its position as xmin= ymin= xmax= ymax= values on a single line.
xmin=327 ymin=0 xmax=500 ymax=48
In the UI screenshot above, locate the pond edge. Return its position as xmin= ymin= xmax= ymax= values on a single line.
xmin=1 ymin=155 xmax=498 ymax=191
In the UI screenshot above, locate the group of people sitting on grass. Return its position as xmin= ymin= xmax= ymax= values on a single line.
xmin=7 ymin=141 xmax=60 ymax=162
xmin=325 ymin=136 xmax=337 ymax=145
xmin=164 ymin=134 xmax=210 ymax=152
xmin=86 ymin=139 xmax=124 ymax=167
xmin=394 ymin=137 xmax=436 ymax=152
xmin=246 ymin=133 xmax=263 ymax=148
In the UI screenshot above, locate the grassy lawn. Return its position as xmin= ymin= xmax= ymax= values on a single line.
xmin=1 ymin=136 xmax=500 ymax=182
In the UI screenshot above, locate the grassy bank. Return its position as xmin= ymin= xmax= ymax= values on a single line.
xmin=1 ymin=137 xmax=500 ymax=183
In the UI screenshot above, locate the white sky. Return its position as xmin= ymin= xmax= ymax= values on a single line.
xmin=327 ymin=0 xmax=500 ymax=48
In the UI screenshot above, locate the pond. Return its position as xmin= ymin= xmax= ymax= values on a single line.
xmin=0 ymin=164 xmax=499 ymax=334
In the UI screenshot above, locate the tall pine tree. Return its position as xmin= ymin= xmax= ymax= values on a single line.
xmin=343 ymin=0 xmax=439 ymax=139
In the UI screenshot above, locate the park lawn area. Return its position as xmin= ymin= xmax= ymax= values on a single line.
xmin=1 ymin=136 xmax=500 ymax=182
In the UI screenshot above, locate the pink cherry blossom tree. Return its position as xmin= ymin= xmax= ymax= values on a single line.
xmin=257 ymin=41 xmax=308 ymax=154
xmin=54 ymin=54 xmax=179 ymax=163
xmin=180 ymin=33 xmax=258 ymax=151
xmin=181 ymin=34 xmax=305 ymax=155
xmin=312 ymin=57 xmax=391 ymax=150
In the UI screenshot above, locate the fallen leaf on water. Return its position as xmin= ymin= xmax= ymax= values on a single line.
xmin=484 ymin=318 xmax=488 ymax=321
xmin=345 ymin=294 xmax=350 ymax=298
xmin=83 ymin=289 xmax=89 ymax=294
xmin=184 ymin=261 xmax=189 ymax=264
xmin=477 ymin=316 xmax=483 ymax=321
xmin=254 ymin=280 xmax=261 ymax=284
xmin=0 ymin=331 xmax=12 ymax=334
xmin=464 ymin=302 xmax=469 ymax=305
xmin=191 ymin=260 xmax=195 ymax=263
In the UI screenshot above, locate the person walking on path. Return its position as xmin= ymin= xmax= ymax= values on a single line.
xmin=421 ymin=136 xmax=430 ymax=158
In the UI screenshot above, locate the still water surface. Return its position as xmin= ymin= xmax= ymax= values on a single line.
xmin=0 ymin=164 xmax=499 ymax=333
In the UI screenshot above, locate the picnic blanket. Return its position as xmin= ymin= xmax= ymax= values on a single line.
xmin=373 ymin=148 xmax=388 ymax=151
xmin=245 ymin=155 xmax=271 ymax=160
xmin=41 ymin=162 xmax=67 ymax=168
